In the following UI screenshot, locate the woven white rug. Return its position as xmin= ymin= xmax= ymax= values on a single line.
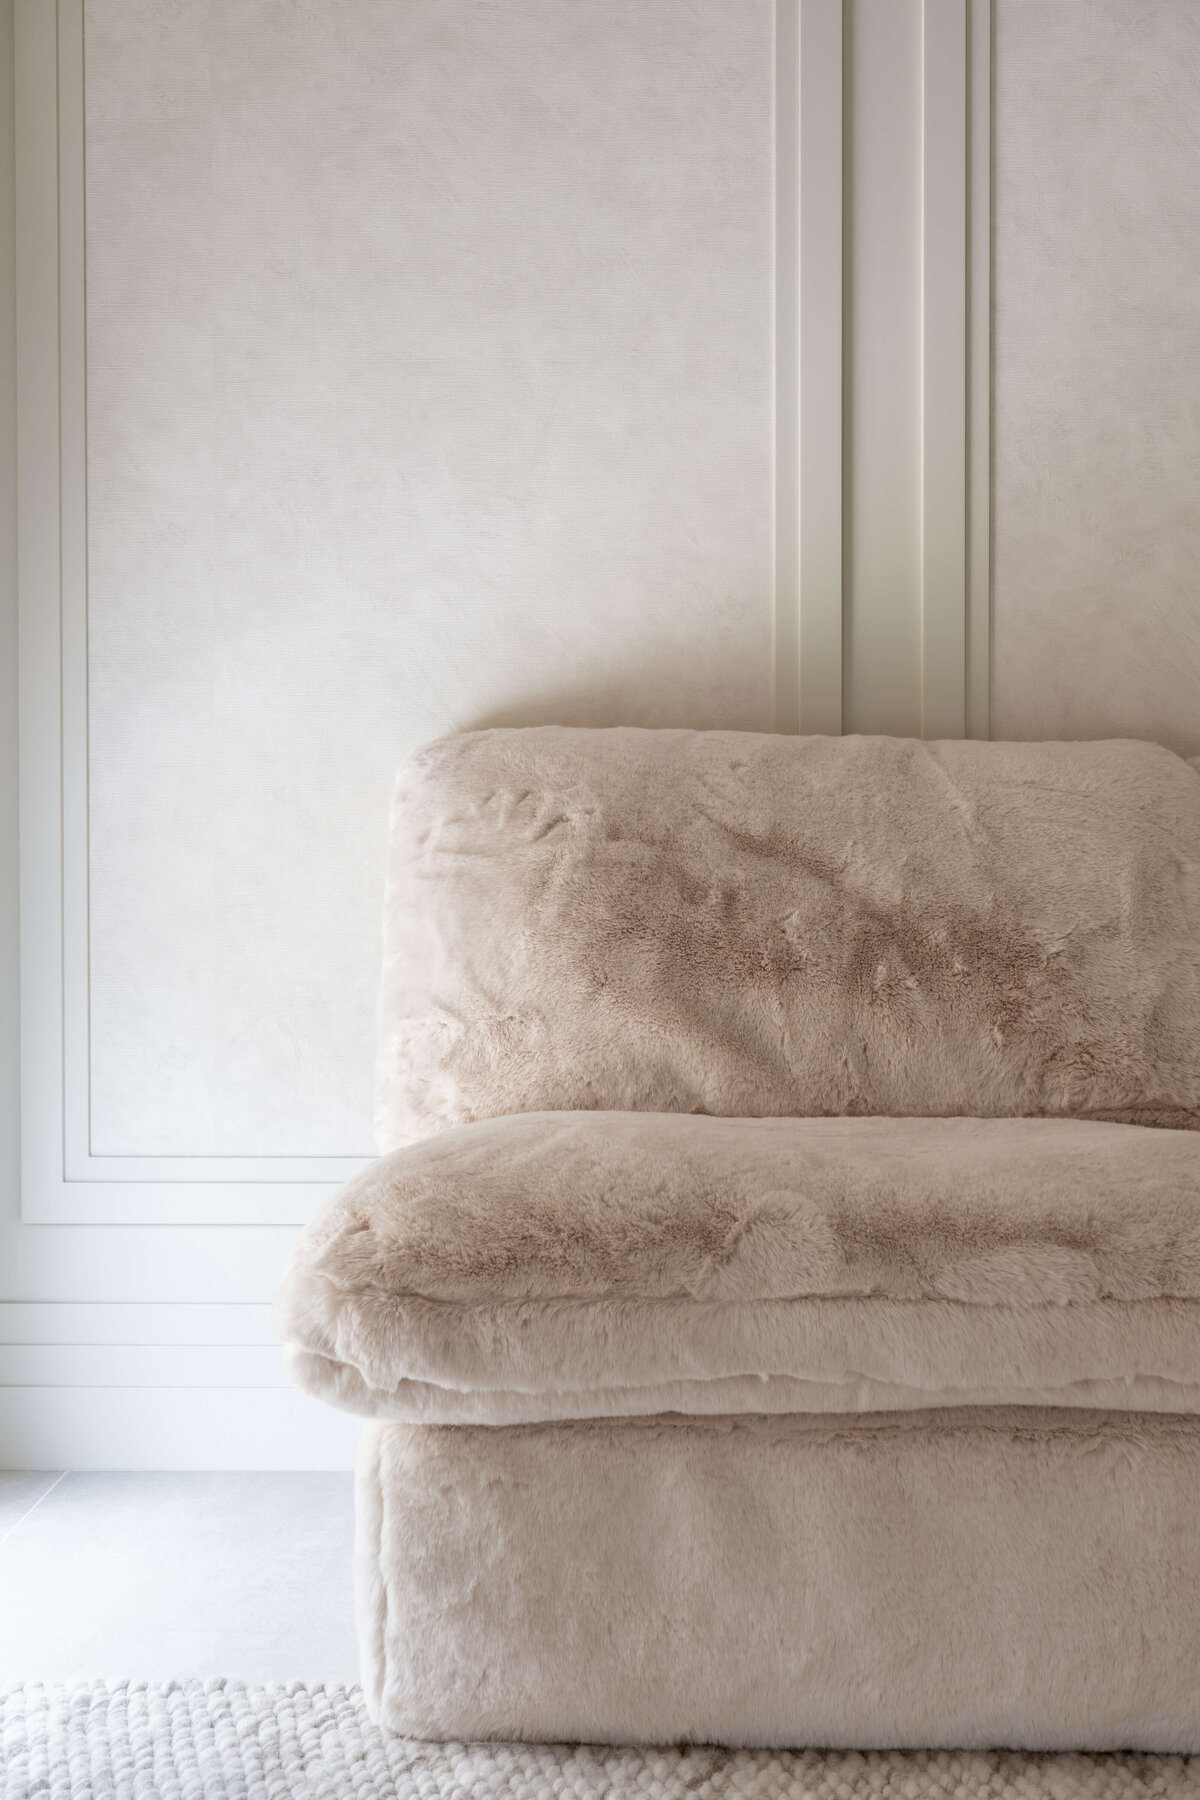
xmin=2 ymin=1683 xmax=1198 ymax=1800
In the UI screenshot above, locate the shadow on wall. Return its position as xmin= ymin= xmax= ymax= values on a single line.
xmin=459 ymin=642 xmax=776 ymax=739
xmin=465 ymin=681 xmax=1200 ymax=764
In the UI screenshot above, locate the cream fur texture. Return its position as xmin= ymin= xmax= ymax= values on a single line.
xmin=277 ymin=727 xmax=1200 ymax=1751
xmin=357 ymin=1408 xmax=1200 ymax=1748
xmin=376 ymin=730 xmax=1200 ymax=1148
xmin=277 ymin=1111 xmax=1200 ymax=1423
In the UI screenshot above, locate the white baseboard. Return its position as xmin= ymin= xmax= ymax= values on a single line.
xmin=0 ymin=1301 xmax=277 ymax=1344
xmin=0 ymin=1342 xmax=288 ymax=1386
xmin=0 ymin=1385 xmax=361 ymax=1470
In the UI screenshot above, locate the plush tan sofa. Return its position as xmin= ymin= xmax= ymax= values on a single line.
xmin=278 ymin=728 xmax=1200 ymax=1748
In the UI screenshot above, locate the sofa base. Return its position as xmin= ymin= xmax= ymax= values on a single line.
xmin=356 ymin=1408 xmax=1200 ymax=1750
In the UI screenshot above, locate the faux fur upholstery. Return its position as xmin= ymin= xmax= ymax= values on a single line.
xmin=357 ymin=1408 xmax=1200 ymax=1748
xmin=277 ymin=1111 xmax=1200 ymax=1423
xmin=376 ymin=731 xmax=1200 ymax=1147
xmin=278 ymin=727 xmax=1200 ymax=1751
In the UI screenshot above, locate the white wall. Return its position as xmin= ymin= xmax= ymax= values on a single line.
xmin=81 ymin=0 xmax=776 ymax=1166
xmin=2 ymin=0 xmax=986 ymax=1469
xmin=4 ymin=0 xmax=783 ymax=1469
xmin=992 ymin=0 xmax=1200 ymax=755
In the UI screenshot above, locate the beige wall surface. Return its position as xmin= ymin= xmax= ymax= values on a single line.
xmin=82 ymin=0 xmax=775 ymax=1159
xmin=992 ymin=0 xmax=1200 ymax=754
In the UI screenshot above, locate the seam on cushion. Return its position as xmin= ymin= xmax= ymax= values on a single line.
xmin=319 ymin=1286 xmax=1200 ymax=1313
xmin=522 ymin=1406 xmax=1200 ymax=1447
xmin=383 ymin=1404 xmax=1200 ymax=1449
xmin=294 ymin=1295 xmax=1200 ymax=1401
xmin=296 ymin=1342 xmax=1200 ymax=1407
xmin=382 ymin=1373 xmax=1200 ymax=1403
xmin=378 ymin=1374 xmax=1200 ymax=1405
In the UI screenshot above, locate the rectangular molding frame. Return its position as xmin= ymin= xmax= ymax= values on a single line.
xmin=15 ymin=0 xmax=365 ymax=1223
xmin=17 ymin=0 xmax=991 ymax=1225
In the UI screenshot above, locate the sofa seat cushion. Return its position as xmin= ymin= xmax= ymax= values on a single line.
xmin=277 ymin=1110 xmax=1200 ymax=1424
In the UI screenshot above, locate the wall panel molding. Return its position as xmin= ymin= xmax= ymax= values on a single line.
xmin=797 ymin=0 xmax=844 ymax=737
xmin=920 ymin=0 xmax=992 ymax=739
xmin=0 ymin=1301 xmax=276 ymax=1344
xmin=0 ymin=1385 xmax=360 ymax=1471
xmin=773 ymin=0 xmax=800 ymax=732
xmin=15 ymin=0 xmax=990 ymax=1241
xmin=0 ymin=0 xmax=353 ymax=1472
xmin=781 ymin=0 xmax=990 ymax=740
xmin=775 ymin=0 xmax=844 ymax=736
xmin=14 ymin=0 xmax=390 ymax=1223
xmin=920 ymin=0 xmax=967 ymax=737
xmin=0 ymin=1343 xmax=287 ymax=1387
xmin=966 ymin=0 xmax=991 ymax=740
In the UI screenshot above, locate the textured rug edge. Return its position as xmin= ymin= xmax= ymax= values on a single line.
xmin=4 ymin=1680 xmax=1200 ymax=1800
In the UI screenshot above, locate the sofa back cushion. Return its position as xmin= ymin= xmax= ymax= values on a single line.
xmin=376 ymin=728 xmax=1200 ymax=1148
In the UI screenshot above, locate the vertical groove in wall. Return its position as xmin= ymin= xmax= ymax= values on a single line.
xmin=773 ymin=0 xmax=800 ymax=734
xmin=14 ymin=0 xmax=66 ymax=1219
xmin=775 ymin=0 xmax=844 ymax=738
xmin=919 ymin=0 xmax=967 ymax=739
xmin=966 ymin=0 xmax=991 ymax=739
xmin=797 ymin=0 xmax=843 ymax=735
xmin=840 ymin=0 xmax=923 ymax=739
xmin=57 ymin=0 xmax=90 ymax=1180
xmin=1 ymin=0 xmax=23 ymax=1312
xmin=839 ymin=0 xmax=852 ymax=738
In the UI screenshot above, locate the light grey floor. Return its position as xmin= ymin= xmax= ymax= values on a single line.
xmin=0 ymin=1471 xmax=358 ymax=1684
